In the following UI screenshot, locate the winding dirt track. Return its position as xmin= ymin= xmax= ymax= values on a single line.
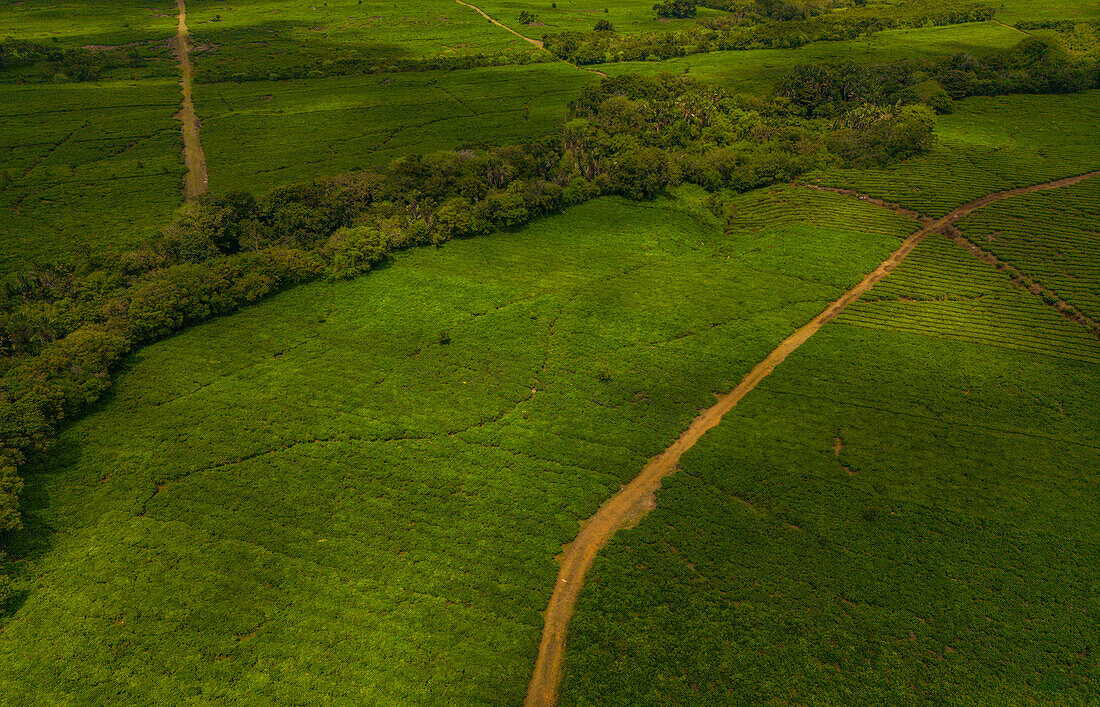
xmin=454 ymin=0 xmax=608 ymax=77
xmin=523 ymin=169 xmax=1100 ymax=707
xmin=174 ymin=0 xmax=208 ymax=200
xmin=455 ymin=0 xmax=545 ymax=48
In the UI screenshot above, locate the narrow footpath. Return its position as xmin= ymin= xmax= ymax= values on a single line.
xmin=174 ymin=0 xmax=208 ymax=201
xmin=522 ymin=169 xmax=1100 ymax=707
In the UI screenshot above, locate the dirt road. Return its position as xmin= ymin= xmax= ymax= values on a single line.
xmin=455 ymin=0 xmax=544 ymax=48
xmin=174 ymin=0 xmax=208 ymax=201
xmin=453 ymin=0 xmax=607 ymax=77
xmin=522 ymin=169 xmax=1100 ymax=707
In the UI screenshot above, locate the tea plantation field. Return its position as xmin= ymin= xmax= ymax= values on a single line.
xmin=561 ymin=228 xmax=1100 ymax=704
xmin=954 ymin=176 xmax=1100 ymax=325
xmin=184 ymin=0 xmax=543 ymax=82
xmin=0 ymin=189 xmax=919 ymax=703
xmin=195 ymin=63 xmax=600 ymax=194
xmin=0 ymin=79 xmax=184 ymax=276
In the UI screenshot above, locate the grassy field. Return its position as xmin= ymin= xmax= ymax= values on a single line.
xmin=600 ymin=20 xmax=1025 ymax=94
xmin=560 ymin=227 xmax=1100 ymax=703
xmin=0 ymin=79 xmax=184 ymax=277
xmin=184 ymin=0 xmax=542 ymax=81
xmin=195 ymin=63 xmax=600 ymax=194
xmin=0 ymin=188 xmax=920 ymax=703
xmin=954 ymin=176 xmax=1100 ymax=324
xmin=810 ymin=90 xmax=1100 ymax=217
xmin=0 ymin=0 xmax=176 ymax=47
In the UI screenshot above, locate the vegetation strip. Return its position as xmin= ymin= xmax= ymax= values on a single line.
xmin=802 ymin=180 xmax=1100 ymax=337
xmin=522 ymin=169 xmax=1100 ymax=707
xmin=174 ymin=0 xmax=207 ymax=201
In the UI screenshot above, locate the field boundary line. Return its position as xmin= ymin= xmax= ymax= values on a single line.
xmin=523 ymin=169 xmax=1100 ymax=707
xmin=174 ymin=0 xmax=208 ymax=200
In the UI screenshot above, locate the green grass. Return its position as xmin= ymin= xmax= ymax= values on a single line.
xmin=809 ymin=90 xmax=1100 ymax=217
xmin=196 ymin=63 xmax=600 ymax=194
xmin=560 ymin=232 xmax=1100 ymax=704
xmin=0 ymin=79 xmax=184 ymax=277
xmin=954 ymin=176 xmax=1100 ymax=323
xmin=600 ymin=20 xmax=1024 ymax=94
xmin=0 ymin=188 xmax=919 ymax=703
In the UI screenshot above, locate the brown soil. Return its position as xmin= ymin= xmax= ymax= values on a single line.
xmin=174 ymin=0 xmax=208 ymax=201
xmin=522 ymin=169 xmax=1100 ymax=707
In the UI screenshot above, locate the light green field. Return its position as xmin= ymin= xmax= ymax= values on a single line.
xmin=0 ymin=188 xmax=919 ymax=703
xmin=810 ymin=90 xmax=1100 ymax=217
xmin=561 ymin=224 xmax=1100 ymax=704
xmin=196 ymin=63 xmax=600 ymax=194
xmin=600 ymin=20 xmax=1025 ymax=94
xmin=0 ymin=79 xmax=184 ymax=277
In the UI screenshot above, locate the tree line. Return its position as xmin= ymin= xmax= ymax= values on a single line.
xmin=542 ymin=0 xmax=995 ymax=65
xmin=775 ymin=37 xmax=1100 ymax=118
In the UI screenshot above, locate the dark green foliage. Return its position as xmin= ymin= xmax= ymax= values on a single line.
xmin=518 ymin=10 xmax=538 ymax=25
xmin=594 ymin=19 xmax=615 ymax=32
xmin=0 ymin=38 xmax=167 ymax=84
xmin=775 ymin=38 xmax=1100 ymax=119
xmin=654 ymin=0 xmax=697 ymax=19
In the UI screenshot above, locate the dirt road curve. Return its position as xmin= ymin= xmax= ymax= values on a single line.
xmin=174 ymin=0 xmax=208 ymax=200
xmin=523 ymin=169 xmax=1100 ymax=707
xmin=455 ymin=0 xmax=545 ymax=48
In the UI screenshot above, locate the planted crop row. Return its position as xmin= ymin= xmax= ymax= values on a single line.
xmin=954 ymin=176 xmax=1100 ymax=322
xmin=839 ymin=234 xmax=1100 ymax=363
xmin=810 ymin=91 xmax=1100 ymax=217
